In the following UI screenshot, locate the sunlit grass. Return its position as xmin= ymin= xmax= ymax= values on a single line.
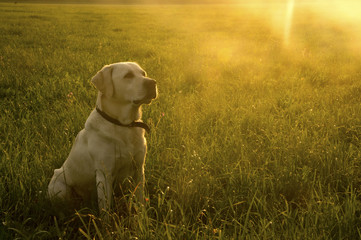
xmin=1 ymin=2 xmax=361 ymax=239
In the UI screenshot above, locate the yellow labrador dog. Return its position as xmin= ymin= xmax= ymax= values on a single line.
xmin=48 ymin=62 xmax=157 ymax=216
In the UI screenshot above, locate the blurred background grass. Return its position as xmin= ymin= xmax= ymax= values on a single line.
xmin=1 ymin=2 xmax=361 ymax=239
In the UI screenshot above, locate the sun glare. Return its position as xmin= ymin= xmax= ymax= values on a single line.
xmin=243 ymin=0 xmax=361 ymax=50
xmin=283 ymin=0 xmax=295 ymax=48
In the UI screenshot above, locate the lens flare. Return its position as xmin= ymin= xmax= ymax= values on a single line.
xmin=284 ymin=0 xmax=295 ymax=47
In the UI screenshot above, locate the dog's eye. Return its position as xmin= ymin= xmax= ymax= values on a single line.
xmin=124 ymin=72 xmax=134 ymax=78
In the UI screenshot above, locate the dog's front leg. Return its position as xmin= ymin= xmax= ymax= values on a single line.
xmin=96 ymin=169 xmax=113 ymax=218
xmin=134 ymin=171 xmax=145 ymax=205
xmin=133 ymin=152 xmax=146 ymax=205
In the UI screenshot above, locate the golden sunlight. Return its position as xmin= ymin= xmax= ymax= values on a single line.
xmin=242 ymin=0 xmax=361 ymax=50
xmin=283 ymin=0 xmax=294 ymax=47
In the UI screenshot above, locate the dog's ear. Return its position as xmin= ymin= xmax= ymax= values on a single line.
xmin=91 ymin=65 xmax=114 ymax=97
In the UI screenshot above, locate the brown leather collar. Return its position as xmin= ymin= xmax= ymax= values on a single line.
xmin=96 ymin=106 xmax=150 ymax=134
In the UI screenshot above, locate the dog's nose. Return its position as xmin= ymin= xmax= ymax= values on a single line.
xmin=144 ymin=78 xmax=157 ymax=99
xmin=144 ymin=78 xmax=157 ymax=88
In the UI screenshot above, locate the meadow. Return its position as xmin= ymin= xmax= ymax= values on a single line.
xmin=1 ymin=2 xmax=361 ymax=239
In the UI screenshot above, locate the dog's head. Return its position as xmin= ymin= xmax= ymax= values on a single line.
xmin=91 ymin=62 xmax=157 ymax=105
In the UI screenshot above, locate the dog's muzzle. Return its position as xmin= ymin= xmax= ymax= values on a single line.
xmin=133 ymin=79 xmax=157 ymax=105
xmin=144 ymin=79 xmax=157 ymax=99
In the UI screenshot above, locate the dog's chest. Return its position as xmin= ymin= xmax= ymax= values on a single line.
xmin=112 ymin=131 xmax=145 ymax=176
xmin=115 ymin=139 xmax=134 ymax=161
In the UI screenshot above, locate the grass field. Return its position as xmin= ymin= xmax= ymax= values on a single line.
xmin=1 ymin=2 xmax=361 ymax=239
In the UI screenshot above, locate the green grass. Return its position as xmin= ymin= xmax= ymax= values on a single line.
xmin=1 ymin=2 xmax=361 ymax=239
